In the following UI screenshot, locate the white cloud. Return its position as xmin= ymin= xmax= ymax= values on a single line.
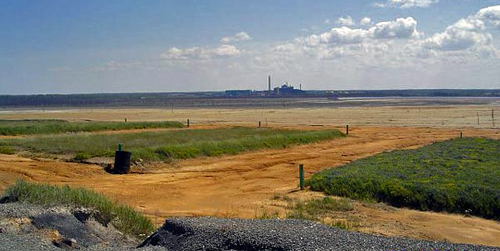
xmin=422 ymin=28 xmax=492 ymax=51
xmin=221 ymin=32 xmax=252 ymax=43
xmin=160 ymin=45 xmax=241 ymax=60
xmin=372 ymin=2 xmax=387 ymax=8
xmin=452 ymin=18 xmax=485 ymax=31
xmin=373 ymin=0 xmax=438 ymax=9
xmin=360 ymin=17 xmax=372 ymax=26
xmin=270 ymin=4 xmax=500 ymax=68
xmin=213 ymin=44 xmax=242 ymax=56
xmin=417 ymin=5 xmax=500 ymax=53
xmin=370 ymin=17 xmax=422 ymax=39
xmin=301 ymin=17 xmax=421 ymax=47
xmin=324 ymin=19 xmax=331 ymax=24
xmin=336 ymin=16 xmax=355 ymax=26
xmin=274 ymin=43 xmax=302 ymax=54
xmin=475 ymin=5 xmax=500 ymax=28
xmin=302 ymin=27 xmax=368 ymax=46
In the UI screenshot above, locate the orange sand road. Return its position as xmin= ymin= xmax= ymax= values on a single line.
xmin=1 ymin=126 xmax=500 ymax=246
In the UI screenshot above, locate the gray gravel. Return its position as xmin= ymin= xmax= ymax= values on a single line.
xmin=0 ymin=202 xmax=167 ymax=251
xmin=141 ymin=217 xmax=500 ymax=251
xmin=0 ymin=233 xmax=59 ymax=251
xmin=2 ymin=202 xmax=499 ymax=251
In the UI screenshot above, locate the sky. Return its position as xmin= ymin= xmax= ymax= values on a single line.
xmin=1 ymin=0 xmax=500 ymax=94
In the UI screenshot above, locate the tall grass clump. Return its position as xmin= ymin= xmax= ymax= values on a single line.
xmin=0 ymin=119 xmax=184 ymax=136
xmin=1 ymin=180 xmax=154 ymax=237
xmin=287 ymin=197 xmax=354 ymax=221
xmin=285 ymin=197 xmax=356 ymax=230
xmin=307 ymin=138 xmax=500 ymax=220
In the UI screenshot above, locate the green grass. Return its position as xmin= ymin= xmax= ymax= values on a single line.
xmin=1 ymin=180 xmax=154 ymax=237
xmin=0 ymin=146 xmax=15 ymax=154
xmin=286 ymin=197 xmax=354 ymax=221
xmin=0 ymin=127 xmax=344 ymax=162
xmin=307 ymin=138 xmax=500 ymax=220
xmin=0 ymin=119 xmax=184 ymax=136
xmin=255 ymin=195 xmax=357 ymax=229
xmin=255 ymin=209 xmax=281 ymax=219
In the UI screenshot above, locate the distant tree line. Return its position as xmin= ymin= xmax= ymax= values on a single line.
xmin=0 ymin=89 xmax=498 ymax=108
xmin=330 ymin=89 xmax=500 ymax=97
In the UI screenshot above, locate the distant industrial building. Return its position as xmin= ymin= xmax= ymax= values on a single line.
xmin=224 ymin=75 xmax=306 ymax=97
xmin=273 ymin=83 xmax=304 ymax=96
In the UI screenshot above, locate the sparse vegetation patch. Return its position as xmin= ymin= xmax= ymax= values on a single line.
xmin=0 ymin=119 xmax=184 ymax=136
xmin=307 ymin=138 xmax=500 ymax=220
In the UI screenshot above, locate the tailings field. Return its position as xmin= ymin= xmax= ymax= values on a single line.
xmin=0 ymin=102 xmax=499 ymax=247
xmin=0 ymin=100 xmax=499 ymax=129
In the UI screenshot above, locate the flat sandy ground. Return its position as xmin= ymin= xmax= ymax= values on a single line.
xmin=0 ymin=103 xmax=500 ymax=247
xmin=0 ymin=103 xmax=498 ymax=128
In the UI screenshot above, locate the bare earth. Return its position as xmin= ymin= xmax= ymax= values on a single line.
xmin=0 ymin=104 xmax=500 ymax=247
xmin=0 ymin=104 xmax=498 ymax=128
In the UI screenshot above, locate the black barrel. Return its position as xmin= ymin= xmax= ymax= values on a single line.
xmin=113 ymin=151 xmax=132 ymax=174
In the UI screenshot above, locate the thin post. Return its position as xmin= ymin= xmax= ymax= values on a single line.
xmin=187 ymin=119 xmax=190 ymax=128
xmin=477 ymin=112 xmax=480 ymax=126
xmin=299 ymin=164 xmax=305 ymax=191
xmin=493 ymin=109 xmax=495 ymax=127
xmin=118 ymin=144 xmax=123 ymax=151
xmin=259 ymin=121 xmax=261 ymax=128
xmin=460 ymin=132 xmax=463 ymax=138
xmin=346 ymin=125 xmax=349 ymax=136
xmin=124 ymin=118 xmax=127 ymax=123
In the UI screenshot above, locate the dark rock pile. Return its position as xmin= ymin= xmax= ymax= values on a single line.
xmin=141 ymin=217 xmax=498 ymax=251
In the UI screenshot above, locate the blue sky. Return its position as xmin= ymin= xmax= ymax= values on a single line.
xmin=1 ymin=0 xmax=499 ymax=94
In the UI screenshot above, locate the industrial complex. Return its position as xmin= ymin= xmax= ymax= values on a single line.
xmin=225 ymin=75 xmax=308 ymax=97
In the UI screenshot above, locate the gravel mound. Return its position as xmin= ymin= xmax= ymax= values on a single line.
xmin=0 ymin=202 xmax=167 ymax=251
xmin=140 ymin=217 xmax=499 ymax=251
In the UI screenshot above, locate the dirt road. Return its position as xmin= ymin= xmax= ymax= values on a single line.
xmin=1 ymin=125 xmax=500 ymax=246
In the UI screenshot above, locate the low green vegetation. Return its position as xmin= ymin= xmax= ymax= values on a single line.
xmin=72 ymin=152 xmax=92 ymax=162
xmin=0 ymin=119 xmax=184 ymax=136
xmin=307 ymin=138 xmax=500 ymax=220
xmin=0 ymin=127 xmax=344 ymax=162
xmin=1 ymin=180 xmax=154 ymax=237
xmin=255 ymin=209 xmax=280 ymax=220
xmin=0 ymin=146 xmax=15 ymax=154
xmin=256 ymin=195 xmax=358 ymax=230
xmin=286 ymin=197 xmax=354 ymax=221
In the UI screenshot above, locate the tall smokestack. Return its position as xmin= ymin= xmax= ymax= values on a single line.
xmin=268 ymin=75 xmax=271 ymax=92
